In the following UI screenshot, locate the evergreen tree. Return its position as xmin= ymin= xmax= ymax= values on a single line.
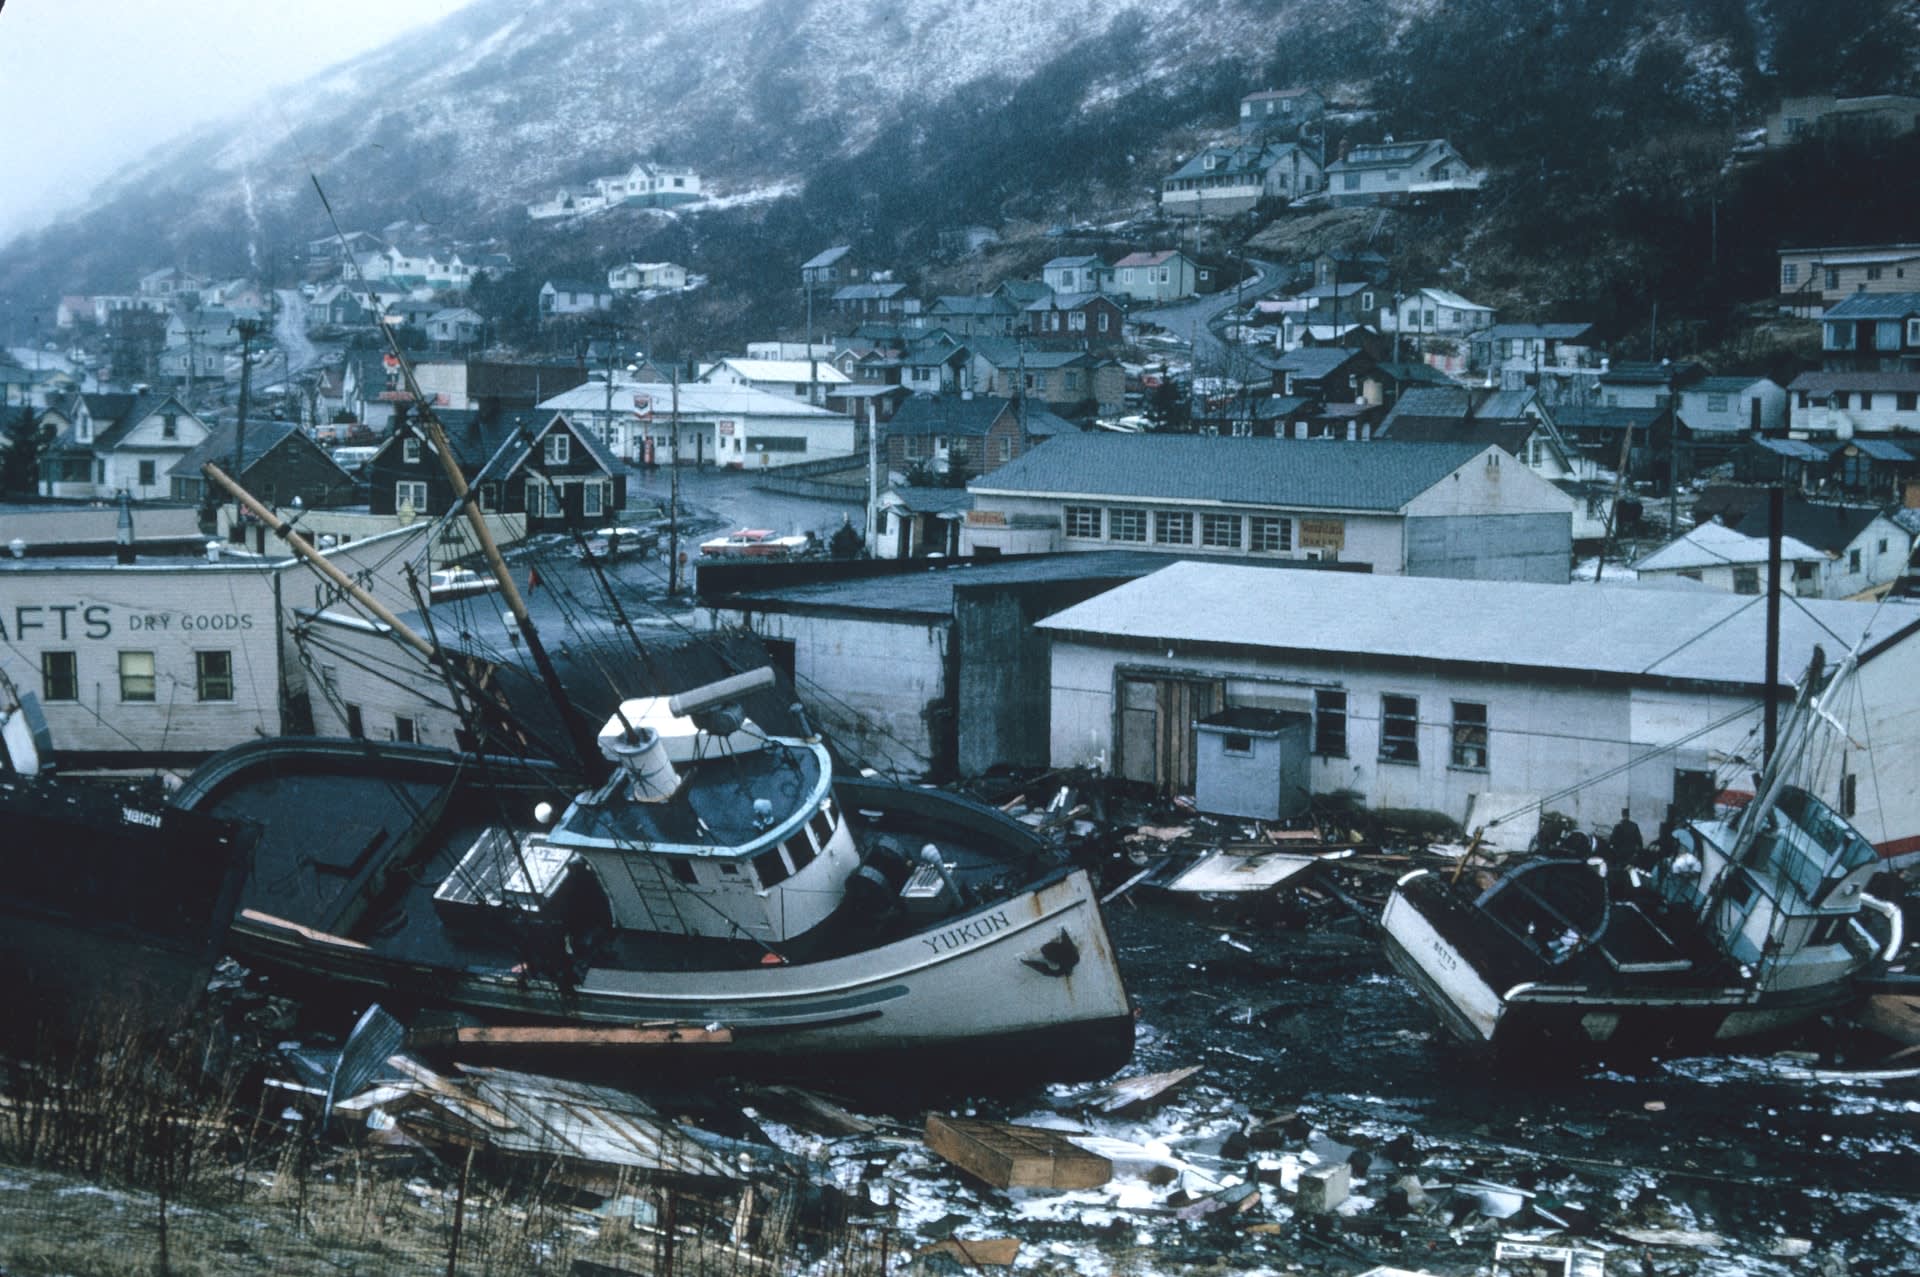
xmin=1 ymin=406 xmax=41 ymax=495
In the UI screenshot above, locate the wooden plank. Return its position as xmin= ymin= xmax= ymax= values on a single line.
xmin=916 ymin=1238 xmax=1020 ymax=1267
xmin=1076 ymin=1064 xmax=1202 ymax=1115
xmin=1167 ymin=850 xmax=1317 ymax=894
xmin=924 ymin=1114 xmax=1112 ymax=1191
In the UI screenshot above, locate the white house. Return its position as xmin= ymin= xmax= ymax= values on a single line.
xmin=1038 ymin=560 xmax=1920 ymax=854
xmin=1112 ymin=250 xmax=1201 ymax=303
xmin=1678 ymin=375 xmax=1788 ymax=434
xmin=527 ymin=185 xmax=609 ymax=220
xmin=1161 ymin=142 xmax=1323 ymax=217
xmin=1789 ymin=371 xmax=1920 ymax=438
xmin=961 ymin=433 xmax=1576 ymax=581
xmin=538 ymin=279 xmax=613 ymax=318
xmin=607 ymin=261 xmax=690 ymax=292
xmin=1384 ymin=288 xmax=1496 ymax=337
xmin=1727 ymin=499 xmax=1914 ymax=598
xmin=1632 ymin=521 xmax=1827 ymax=595
xmin=1041 ymin=256 xmax=1110 ymax=295
xmin=36 ymin=392 xmax=211 ymax=500
xmin=1325 ymin=139 xmax=1480 ymax=204
xmin=698 ymin=357 xmax=850 ymax=403
xmin=538 ymin=377 xmax=856 ymax=468
xmin=425 ymin=307 xmax=485 ymax=347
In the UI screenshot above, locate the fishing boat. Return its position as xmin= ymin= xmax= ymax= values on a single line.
xmin=699 ymin=528 xmax=814 ymax=559
xmin=1382 ymin=648 xmax=1906 ymax=1055
xmin=171 ymin=666 xmax=1134 ymax=1083
xmin=0 ymin=672 xmax=252 ymax=1042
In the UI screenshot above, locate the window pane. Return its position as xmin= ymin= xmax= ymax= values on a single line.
xmin=1314 ymin=689 xmax=1347 ymax=757
xmin=195 ymin=650 xmax=234 ymax=701
xmin=1450 ymin=701 xmax=1488 ymax=769
xmin=119 ymin=651 xmax=156 ymax=702
xmin=1250 ymin=515 xmax=1292 ymax=553
xmin=1064 ymin=505 xmax=1103 ymax=539
xmin=1154 ymin=510 xmax=1192 ymax=544
xmin=1110 ymin=509 xmax=1147 ymax=542
xmin=1201 ymin=512 xmax=1243 ymax=548
xmin=1380 ymin=694 xmax=1418 ymax=763
xmin=42 ymin=651 xmax=78 ymax=701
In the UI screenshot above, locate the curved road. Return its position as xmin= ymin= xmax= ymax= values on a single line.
xmin=1131 ymin=256 xmax=1286 ymax=371
xmin=275 ymin=288 xmax=319 ymax=376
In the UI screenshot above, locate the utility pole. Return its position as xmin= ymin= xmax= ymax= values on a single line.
xmin=1662 ymin=358 xmax=1678 ymax=535
xmin=865 ymin=394 xmax=878 ymax=556
xmin=667 ymin=368 xmax=681 ymax=596
xmin=232 ymin=316 xmax=268 ymax=540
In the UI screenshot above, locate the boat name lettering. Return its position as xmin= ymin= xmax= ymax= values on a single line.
xmin=922 ymin=910 xmax=1012 ymax=956
xmin=121 ymin=806 xmax=163 ymax=828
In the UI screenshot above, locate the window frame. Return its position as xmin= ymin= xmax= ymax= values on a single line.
xmin=1063 ymin=505 xmax=1103 ymax=540
xmin=118 ymin=650 xmax=156 ymax=703
xmin=42 ymin=650 xmax=78 ymax=702
xmin=1249 ymin=514 xmax=1292 ymax=553
xmin=583 ymin=481 xmax=604 ymax=518
xmin=394 ymin=479 xmax=428 ymax=513
xmin=544 ymin=432 xmax=572 ymax=465
xmin=1379 ymin=693 xmax=1419 ymax=764
xmin=1313 ymin=689 xmax=1347 ymax=758
xmin=403 ymin=436 xmax=422 ymax=464
xmin=1449 ymin=701 xmax=1488 ymax=770
xmin=1109 ymin=508 xmax=1148 ymax=543
xmin=1200 ymin=511 xmax=1243 ymax=550
xmin=1154 ymin=509 xmax=1193 ymax=545
xmin=194 ymin=650 xmax=234 ymax=702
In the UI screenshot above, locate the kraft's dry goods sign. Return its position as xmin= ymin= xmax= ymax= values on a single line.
xmin=0 ymin=604 xmax=256 ymax=642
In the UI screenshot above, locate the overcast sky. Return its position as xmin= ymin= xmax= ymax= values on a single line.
xmin=0 ymin=0 xmax=474 ymax=245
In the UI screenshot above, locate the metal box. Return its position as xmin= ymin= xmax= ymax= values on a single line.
xmin=1193 ymin=708 xmax=1311 ymax=821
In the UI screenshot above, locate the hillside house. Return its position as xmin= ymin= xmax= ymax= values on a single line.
xmin=1272 ymin=346 xmax=1373 ymax=402
xmin=607 ymin=261 xmax=689 ymax=292
xmin=526 ymin=185 xmax=608 ymax=220
xmin=962 ymin=434 xmax=1574 ymax=579
xmin=1732 ymin=498 xmax=1913 ymax=598
xmin=699 ymin=357 xmax=850 ymax=404
xmin=923 ymin=294 xmax=1022 ymax=337
xmin=1677 ymin=375 xmax=1787 ymax=435
xmin=594 ymin=162 xmax=702 ymax=208
xmin=1766 ymin=95 xmax=1920 ymax=147
xmin=831 ymin=282 xmax=921 ymax=318
xmin=1022 ymin=292 xmax=1125 ymax=347
xmin=425 ymin=307 xmax=485 ymax=347
xmin=538 ymin=378 xmax=856 ymax=467
xmin=1598 ymin=360 xmax=1705 ymax=408
xmin=1778 ymin=244 xmax=1920 ymax=318
xmin=308 ymin=284 xmax=374 ymax=328
xmin=970 ymin=342 xmax=1123 ymax=416
xmin=901 ymin=336 xmax=973 ymax=395
xmin=1112 ymin=250 xmax=1201 ymax=303
xmin=1161 ymin=142 xmax=1323 ymax=217
xmin=1384 ymin=288 xmax=1496 ymax=339
xmin=169 ymin=420 xmax=356 ymax=511
xmin=1788 ymin=371 xmax=1920 ymax=438
xmin=1468 ymin=323 xmax=1598 ymax=384
xmin=1325 ymin=139 xmax=1478 ymax=205
xmin=1239 ymin=87 xmax=1325 ymax=134
xmin=1041 ymin=256 xmax=1111 ymax=295
xmin=1819 ymin=291 xmax=1920 ymax=370
xmin=538 ymin=279 xmax=612 ymax=318
xmin=801 ymin=246 xmax=861 ymax=291
xmin=37 ymin=392 xmax=210 ymax=500
xmin=882 ymin=393 xmax=1070 ymax=479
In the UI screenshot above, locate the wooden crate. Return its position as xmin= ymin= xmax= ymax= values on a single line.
xmin=923 ymin=1114 xmax=1112 ymax=1191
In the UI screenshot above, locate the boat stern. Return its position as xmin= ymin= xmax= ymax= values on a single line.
xmin=1380 ymin=870 xmax=1505 ymax=1046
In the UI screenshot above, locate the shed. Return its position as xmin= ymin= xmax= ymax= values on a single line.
xmin=1194 ymin=708 xmax=1311 ymax=821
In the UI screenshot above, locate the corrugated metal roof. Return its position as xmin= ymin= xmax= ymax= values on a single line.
xmin=712 ymin=550 xmax=1181 ymax=618
xmin=1820 ymin=291 xmax=1920 ymax=321
xmin=1038 ymin=561 xmax=1920 ymax=688
xmin=968 ymin=434 xmax=1487 ymax=511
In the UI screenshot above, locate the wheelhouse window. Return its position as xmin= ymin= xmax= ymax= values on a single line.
xmin=119 ymin=651 xmax=156 ymax=703
xmin=1064 ymin=505 xmax=1102 ymax=539
xmin=42 ymin=651 xmax=77 ymax=702
xmin=195 ymin=650 xmax=234 ymax=702
xmin=1380 ymin=694 xmax=1418 ymax=763
xmin=1450 ymin=701 xmax=1488 ymax=770
xmin=1314 ymin=689 xmax=1347 ymax=757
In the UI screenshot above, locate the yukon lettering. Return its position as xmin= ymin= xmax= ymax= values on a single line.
xmin=922 ymin=909 xmax=1012 ymax=956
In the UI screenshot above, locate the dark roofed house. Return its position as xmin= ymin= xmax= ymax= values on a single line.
xmin=37 ymin=391 xmax=210 ymax=500
xmin=1239 ymin=87 xmax=1326 ymax=134
xmin=1543 ymin=402 xmax=1670 ymax=480
xmin=1272 ymin=345 xmax=1373 ymax=402
xmin=1733 ymin=496 xmax=1913 ymax=595
xmin=884 ymin=393 xmax=1069 ymax=479
xmin=1819 ymin=291 xmax=1920 ymax=370
xmin=1325 ymin=139 xmax=1478 ymax=205
xmin=170 ymin=419 xmax=355 ymax=511
xmin=924 ymin=294 xmax=1020 ymax=338
xmin=962 ymin=433 xmax=1575 ymax=580
xmin=369 ymin=405 xmax=624 ymax=529
xmin=1023 ymin=291 xmax=1125 ymax=348
xmin=1788 ymin=368 xmax=1920 ymax=438
xmin=831 ymin=281 xmax=920 ymax=319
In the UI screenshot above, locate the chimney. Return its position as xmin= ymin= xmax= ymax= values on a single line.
xmin=115 ymin=489 xmax=135 ymax=565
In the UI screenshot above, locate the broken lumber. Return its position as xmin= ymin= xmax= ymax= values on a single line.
xmin=923 ymin=1114 xmax=1111 ymax=1191
xmin=916 ymin=1237 xmax=1021 ymax=1267
xmin=1075 ymin=1064 xmax=1202 ymax=1115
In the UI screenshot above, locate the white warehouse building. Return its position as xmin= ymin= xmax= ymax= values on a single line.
xmin=1039 ymin=562 xmax=1920 ymax=856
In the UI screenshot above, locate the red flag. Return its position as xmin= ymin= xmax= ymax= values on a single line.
xmin=528 ymin=566 xmax=542 ymax=593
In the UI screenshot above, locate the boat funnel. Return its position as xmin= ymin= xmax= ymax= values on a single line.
xmin=600 ymin=723 xmax=679 ymax=802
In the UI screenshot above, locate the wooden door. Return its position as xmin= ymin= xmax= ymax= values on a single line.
xmin=1117 ymin=675 xmax=1224 ymax=793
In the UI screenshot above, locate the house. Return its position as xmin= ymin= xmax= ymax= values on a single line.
xmin=1161 ymin=142 xmax=1323 ymax=217
xmin=1036 ymin=561 xmax=1920 ymax=849
xmin=969 ymin=342 xmax=1124 ymax=416
xmin=831 ymin=282 xmax=922 ymax=319
xmin=1022 ymin=292 xmax=1125 ymax=347
xmin=592 ymin=162 xmax=702 ymax=208
xmin=37 ymin=392 xmax=211 ymax=500
xmin=607 ymin=261 xmax=689 ymax=293
xmin=537 ymin=279 xmax=612 ymax=318
xmin=1632 ymin=521 xmax=1828 ymax=595
xmin=308 ymin=284 xmax=375 ymax=329
xmin=1468 ymin=323 xmax=1599 ymax=385
xmin=138 ymin=267 xmax=201 ymax=300
xmin=1111 ymin=250 xmax=1201 ymax=303
xmin=698 ymin=357 xmax=851 ymax=404
xmin=923 ymin=294 xmax=1022 ymax=337
xmin=900 ymin=335 xmax=974 ymax=395
xmin=882 ymin=393 xmax=1070 ymax=480
xmin=368 ymin=406 xmax=625 ymax=529
xmin=871 ymin=484 xmax=972 ymax=559
xmin=1788 ymin=370 xmax=1920 ymax=438
xmin=526 ymin=185 xmax=608 ymax=220
xmin=801 ymin=246 xmax=859 ymax=291
xmin=425 ymin=307 xmax=485 ymax=348
xmin=1733 ymin=498 xmax=1913 ymax=598
xmin=1272 ymin=345 xmax=1374 ymax=402
xmin=1238 ymin=87 xmax=1325 ymax=135
xmin=1385 ymin=288 xmax=1496 ymax=340
xmin=1544 ymin=402 xmax=1669 ymax=479
xmin=1677 ymin=375 xmax=1787 ymax=436
xmin=168 ymin=420 xmax=356 ymax=510
xmin=1734 ymin=436 xmax=1842 ymax=494
xmin=1766 ymin=95 xmax=1920 ymax=148
xmin=1597 ymin=360 xmax=1705 ymax=408
xmin=405 ymin=357 xmax=590 ymax=413
xmin=384 ymin=299 xmax=439 ymax=330
xmin=962 ymin=434 xmax=1575 ymax=580
xmin=1325 ymin=139 xmax=1479 ymax=205
xmin=1778 ymin=245 xmax=1920 ymax=318
xmin=700 ymin=552 xmax=1185 ymax=777
xmin=1817 ymin=291 xmax=1920 ymax=369
xmin=1828 ymin=438 xmax=1920 ymax=501
xmin=1041 ymin=256 xmax=1111 ymax=295
xmin=538 ymin=377 xmax=857 ymax=467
